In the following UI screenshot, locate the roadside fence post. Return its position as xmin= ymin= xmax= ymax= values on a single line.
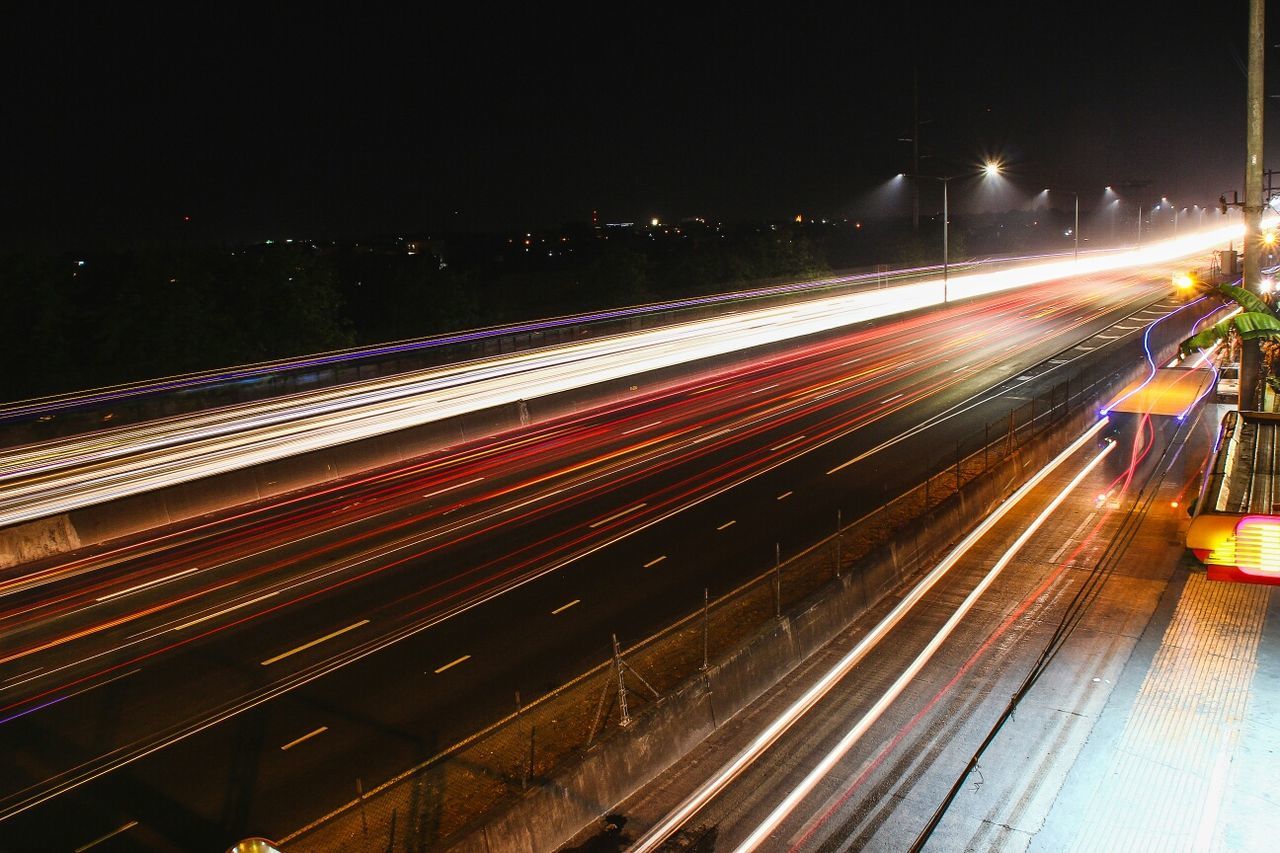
xmin=835 ymin=509 xmax=843 ymax=579
xmin=515 ymin=690 xmax=527 ymax=789
xmin=774 ymin=542 xmax=782 ymax=617
xmin=612 ymin=633 xmax=631 ymax=728
xmin=701 ymin=588 xmax=710 ymax=671
xmin=356 ymin=777 xmax=368 ymax=837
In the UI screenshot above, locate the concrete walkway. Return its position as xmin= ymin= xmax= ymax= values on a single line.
xmin=1033 ymin=563 xmax=1280 ymax=852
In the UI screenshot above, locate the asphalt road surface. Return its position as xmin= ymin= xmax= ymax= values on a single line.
xmin=0 ymin=263 xmax=1215 ymax=850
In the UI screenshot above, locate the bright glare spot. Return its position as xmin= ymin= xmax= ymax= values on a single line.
xmin=1262 ymin=277 xmax=1274 ymax=293
xmin=983 ymin=161 xmax=1002 ymax=176
xmin=1264 ymin=231 xmax=1277 ymax=247
xmin=1173 ymin=273 xmax=1195 ymax=289
xmin=76 ymin=260 xmax=85 ymax=267
xmin=650 ymin=217 xmax=660 ymax=227
xmin=1171 ymin=501 xmax=1180 ymax=508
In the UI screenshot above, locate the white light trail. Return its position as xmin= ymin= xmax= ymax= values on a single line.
xmin=629 ymin=417 xmax=1112 ymax=853
xmin=0 ymin=229 xmax=1234 ymax=529
xmin=733 ymin=436 xmax=1116 ymax=852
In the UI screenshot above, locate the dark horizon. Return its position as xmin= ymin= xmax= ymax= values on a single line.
xmin=2 ymin=3 xmax=1272 ymax=250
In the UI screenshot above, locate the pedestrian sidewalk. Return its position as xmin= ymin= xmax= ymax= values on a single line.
xmin=1034 ymin=563 xmax=1280 ymax=851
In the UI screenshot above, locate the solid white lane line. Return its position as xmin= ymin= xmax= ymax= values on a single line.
xmin=261 ymin=620 xmax=370 ymax=666
xmin=551 ymin=599 xmax=581 ymax=615
xmin=644 ymin=556 xmax=668 ymax=569
xmin=621 ymin=420 xmax=663 ymax=436
xmin=281 ymin=726 xmax=328 ymax=751
xmin=717 ymin=520 xmax=737 ymax=531
xmin=776 ymin=491 xmax=793 ymax=501
xmin=433 ymin=655 xmax=471 ymax=674
xmin=630 ymin=418 xmax=1111 ymax=853
xmin=172 ymin=590 xmax=281 ymax=632
xmin=734 ymin=435 xmax=1117 ymax=852
xmin=421 ymin=476 xmax=485 ymax=500
xmin=589 ymin=503 xmax=647 ymax=529
xmin=770 ymin=436 xmax=806 ymax=452
xmin=74 ymin=820 xmax=138 ymax=852
xmin=94 ymin=567 xmax=200 ymax=603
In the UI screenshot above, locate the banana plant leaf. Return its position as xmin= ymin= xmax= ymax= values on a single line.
xmin=1219 ymin=284 xmax=1276 ymax=317
xmin=1180 ymin=311 xmax=1280 ymax=352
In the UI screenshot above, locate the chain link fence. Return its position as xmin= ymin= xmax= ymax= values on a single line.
xmin=282 ymin=348 xmax=1149 ymax=852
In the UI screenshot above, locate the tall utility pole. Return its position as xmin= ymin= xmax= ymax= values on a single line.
xmin=1242 ymin=0 xmax=1266 ymax=410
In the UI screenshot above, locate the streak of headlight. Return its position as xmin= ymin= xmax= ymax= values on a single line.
xmin=0 ymin=228 xmax=1236 ymax=528
xmin=627 ymin=417 xmax=1111 ymax=853
xmin=730 ymin=435 xmax=1116 ymax=853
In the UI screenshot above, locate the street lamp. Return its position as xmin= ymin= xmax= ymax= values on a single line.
xmin=1041 ymin=187 xmax=1080 ymax=261
xmin=901 ymin=161 xmax=1002 ymax=303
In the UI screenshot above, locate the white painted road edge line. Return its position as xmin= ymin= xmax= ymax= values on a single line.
xmin=628 ymin=416 xmax=1111 ymax=853
xmin=734 ymin=435 xmax=1117 ymax=852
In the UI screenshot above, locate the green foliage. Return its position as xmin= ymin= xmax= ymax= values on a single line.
xmin=1218 ymin=284 xmax=1273 ymax=317
xmin=1180 ymin=284 xmax=1280 ymax=354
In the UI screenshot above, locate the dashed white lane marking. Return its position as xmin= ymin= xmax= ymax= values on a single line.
xmin=770 ymin=435 xmax=806 ymax=452
xmin=433 ymin=655 xmax=471 ymax=674
xmin=644 ymin=556 xmax=668 ymax=569
xmin=717 ymin=520 xmax=737 ymax=531
xmin=881 ymin=394 xmax=903 ymax=404
xmin=777 ymin=491 xmax=793 ymax=501
xmin=75 ymin=820 xmax=139 ymax=852
xmin=260 ymin=620 xmax=370 ymax=666
xmin=281 ymin=726 xmax=328 ymax=751
xmin=551 ymin=599 xmax=581 ymax=615
xmin=421 ymin=477 xmax=486 ymax=500
xmin=589 ymin=503 xmax=647 ymax=529
xmin=94 ymin=567 xmax=200 ymax=603
xmin=750 ymin=383 xmax=780 ymax=395
xmin=621 ymin=421 xmax=663 ymax=436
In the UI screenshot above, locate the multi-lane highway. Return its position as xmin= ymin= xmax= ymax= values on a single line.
xmin=0 ymin=251 xmax=1226 ymax=849
xmin=0 ymin=229 xmax=1232 ymax=528
xmin=617 ymin=400 xmax=1215 ymax=852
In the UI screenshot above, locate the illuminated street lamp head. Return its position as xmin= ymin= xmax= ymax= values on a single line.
xmin=1265 ymin=231 xmax=1277 ymax=247
xmin=983 ymin=161 xmax=1002 ymax=177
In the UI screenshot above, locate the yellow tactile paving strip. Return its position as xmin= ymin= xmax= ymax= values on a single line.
xmin=1072 ymin=574 xmax=1270 ymax=852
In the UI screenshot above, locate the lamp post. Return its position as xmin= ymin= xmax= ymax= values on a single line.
xmin=900 ymin=161 xmax=1002 ymax=303
xmin=1041 ymin=188 xmax=1080 ymax=261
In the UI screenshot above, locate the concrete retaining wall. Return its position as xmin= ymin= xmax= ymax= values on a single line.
xmin=0 ymin=308 xmax=921 ymax=570
xmin=440 ymin=345 xmax=1171 ymax=853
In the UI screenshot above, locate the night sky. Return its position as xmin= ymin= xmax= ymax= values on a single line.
xmin=1 ymin=3 xmax=1272 ymax=249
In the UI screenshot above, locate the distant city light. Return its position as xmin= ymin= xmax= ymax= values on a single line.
xmin=76 ymin=260 xmax=85 ymax=267
xmin=650 ymin=217 xmax=660 ymax=227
